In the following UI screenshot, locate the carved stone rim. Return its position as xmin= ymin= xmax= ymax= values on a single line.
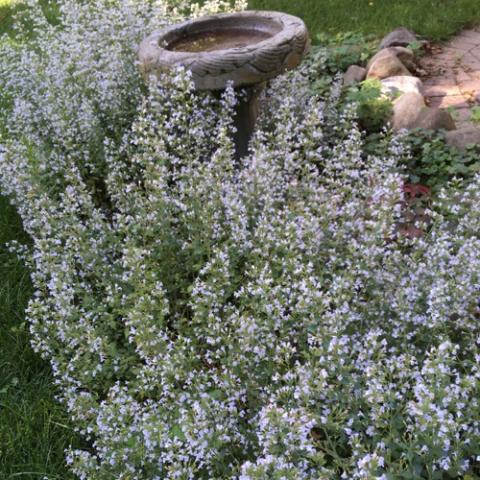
xmin=138 ymin=10 xmax=311 ymax=90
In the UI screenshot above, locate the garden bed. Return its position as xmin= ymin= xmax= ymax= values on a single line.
xmin=2 ymin=1 xmax=480 ymax=479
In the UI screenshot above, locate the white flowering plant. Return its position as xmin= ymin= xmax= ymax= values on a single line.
xmin=1 ymin=1 xmax=480 ymax=479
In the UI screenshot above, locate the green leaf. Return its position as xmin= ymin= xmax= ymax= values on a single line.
xmin=171 ymin=424 xmax=186 ymax=441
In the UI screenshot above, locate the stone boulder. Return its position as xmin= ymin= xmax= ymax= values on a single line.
xmin=381 ymin=76 xmax=423 ymax=98
xmin=343 ymin=65 xmax=366 ymax=86
xmin=379 ymin=27 xmax=418 ymax=49
xmin=413 ymin=107 xmax=456 ymax=131
xmin=445 ymin=126 xmax=480 ymax=150
xmin=367 ymin=47 xmax=416 ymax=72
xmin=367 ymin=51 xmax=412 ymax=80
xmin=391 ymin=92 xmax=426 ymax=131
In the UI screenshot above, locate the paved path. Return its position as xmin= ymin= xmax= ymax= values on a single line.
xmin=420 ymin=29 xmax=480 ymax=129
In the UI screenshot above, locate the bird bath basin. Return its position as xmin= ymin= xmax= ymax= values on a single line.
xmin=169 ymin=29 xmax=272 ymax=53
xmin=138 ymin=11 xmax=310 ymax=157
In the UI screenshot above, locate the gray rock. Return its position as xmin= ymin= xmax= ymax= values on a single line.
xmin=381 ymin=76 xmax=423 ymax=98
xmin=445 ymin=126 xmax=480 ymax=150
xmin=366 ymin=51 xmax=412 ymax=80
xmin=391 ymin=92 xmax=426 ymax=131
xmin=367 ymin=47 xmax=416 ymax=71
xmin=413 ymin=107 xmax=456 ymax=131
xmin=379 ymin=27 xmax=418 ymax=49
xmin=343 ymin=65 xmax=366 ymax=86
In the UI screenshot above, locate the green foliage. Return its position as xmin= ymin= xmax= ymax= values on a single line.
xmin=315 ymin=31 xmax=377 ymax=72
xmin=406 ymin=40 xmax=425 ymax=56
xmin=301 ymin=47 xmax=335 ymax=96
xmin=470 ymin=105 xmax=480 ymax=124
xmin=402 ymin=129 xmax=480 ymax=190
xmin=346 ymin=79 xmax=393 ymax=133
xmin=356 ymin=97 xmax=392 ymax=133
xmin=303 ymin=32 xmax=376 ymax=99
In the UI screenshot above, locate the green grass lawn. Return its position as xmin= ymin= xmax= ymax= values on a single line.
xmin=0 ymin=198 xmax=80 ymax=479
xmin=2 ymin=0 xmax=480 ymax=41
xmin=250 ymin=0 xmax=480 ymax=41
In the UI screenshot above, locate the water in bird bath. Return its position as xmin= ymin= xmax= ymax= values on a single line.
xmin=169 ymin=29 xmax=272 ymax=53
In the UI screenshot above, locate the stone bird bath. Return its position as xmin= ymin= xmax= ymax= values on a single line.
xmin=138 ymin=11 xmax=310 ymax=158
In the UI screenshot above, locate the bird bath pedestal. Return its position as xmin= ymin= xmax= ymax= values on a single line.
xmin=138 ymin=11 xmax=310 ymax=159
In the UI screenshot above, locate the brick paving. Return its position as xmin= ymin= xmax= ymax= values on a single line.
xmin=420 ymin=29 xmax=480 ymax=129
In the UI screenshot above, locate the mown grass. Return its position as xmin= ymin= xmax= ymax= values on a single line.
xmin=3 ymin=0 xmax=480 ymax=42
xmin=249 ymin=0 xmax=480 ymax=41
xmin=0 ymin=196 xmax=80 ymax=480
